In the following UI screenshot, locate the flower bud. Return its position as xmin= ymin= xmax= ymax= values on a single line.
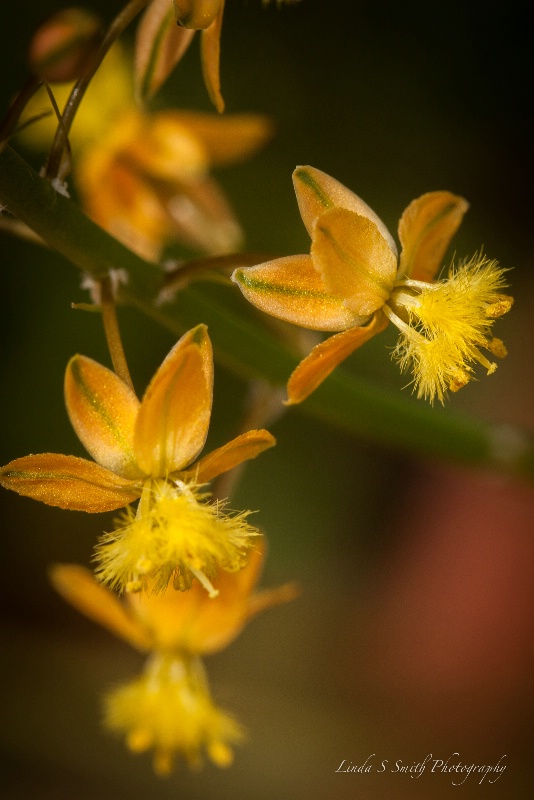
xmin=28 ymin=8 xmax=103 ymax=83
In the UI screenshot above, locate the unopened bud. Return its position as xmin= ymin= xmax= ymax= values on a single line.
xmin=28 ymin=8 xmax=102 ymax=83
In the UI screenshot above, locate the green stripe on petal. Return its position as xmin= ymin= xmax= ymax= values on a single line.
xmin=65 ymin=355 xmax=141 ymax=479
xmin=0 ymin=453 xmax=140 ymax=512
xmin=293 ymin=166 xmax=398 ymax=256
xmin=134 ymin=324 xmax=213 ymax=476
xmin=232 ymin=255 xmax=365 ymax=332
xmin=135 ymin=0 xmax=195 ymax=102
xmin=398 ymin=191 xmax=469 ymax=282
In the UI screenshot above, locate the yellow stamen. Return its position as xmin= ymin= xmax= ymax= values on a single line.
xmin=489 ymin=337 xmax=508 ymax=358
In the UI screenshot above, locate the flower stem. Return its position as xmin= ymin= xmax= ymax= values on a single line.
xmin=45 ymin=0 xmax=151 ymax=180
xmin=100 ymin=276 xmax=135 ymax=392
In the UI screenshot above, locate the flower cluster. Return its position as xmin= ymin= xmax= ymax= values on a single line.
xmin=232 ymin=166 xmax=513 ymax=404
xmin=0 ymin=0 xmax=515 ymax=781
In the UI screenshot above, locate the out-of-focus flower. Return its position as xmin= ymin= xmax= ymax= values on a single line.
xmin=50 ymin=543 xmax=297 ymax=773
xmin=232 ymin=166 xmax=513 ymax=404
xmin=0 ymin=325 xmax=275 ymax=595
xmin=20 ymin=43 xmax=272 ymax=260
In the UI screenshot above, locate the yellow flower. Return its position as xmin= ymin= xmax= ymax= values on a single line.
xmin=49 ymin=543 xmax=297 ymax=773
xmin=0 ymin=325 xmax=275 ymax=594
xmin=232 ymin=166 xmax=513 ymax=404
xmin=20 ymin=43 xmax=272 ymax=261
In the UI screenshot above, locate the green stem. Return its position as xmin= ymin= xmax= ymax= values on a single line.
xmin=100 ymin=276 xmax=135 ymax=392
xmin=45 ymin=0 xmax=151 ymax=180
xmin=1 ymin=145 xmax=533 ymax=480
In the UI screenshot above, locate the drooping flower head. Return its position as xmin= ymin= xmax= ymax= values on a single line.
xmin=232 ymin=166 xmax=513 ymax=404
xmin=50 ymin=543 xmax=297 ymax=774
xmin=1 ymin=325 xmax=275 ymax=595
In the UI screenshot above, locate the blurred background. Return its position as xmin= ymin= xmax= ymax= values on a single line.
xmin=1 ymin=0 xmax=534 ymax=797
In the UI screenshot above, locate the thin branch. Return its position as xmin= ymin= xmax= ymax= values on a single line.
xmin=45 ymin=0 xmax=151 ymax=180
xmin=100 ymin=277 xmax=135 ymax=392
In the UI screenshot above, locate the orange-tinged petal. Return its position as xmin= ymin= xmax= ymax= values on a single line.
xmin=286 ymin=311 xmax=389 ymax=405
xmin=127 ymin=541 xmax=266 ymax=654
xmin=200 ymin=1 xmax=225 ymax=112
xmin=173 ymin=0 xmax=222 ymax=29
xmin=246 ymin=582 xmax=300 ymax=621
xmin=311 ymin=207 xmax=397 ymax=315
xmin=134 ymin=325 xmax=213 ymax=476
xmin=232 ymin=255 xmax=365 ymax=332
xmin=50 ymin=564 xmax=152 ymax=651
xmin=398 ymin=190 xmax=469 ymax=282
xmin=165 ymin=175 xmax=243 ymax=255
xmin=293 ymin=165 xmax=397 ymax=255
xmin=135 ymin=0 xmax=195 ymax=101
xmin=159 ymin=111 xmax=274 ymax=167
xmin=77 ymin=138 xmax=171 ymax=262
xmin=187 ymin=429 xmax=276 ymax=484
xmin=126 ymin=114 xmax=208 ymax=181
xmin=65 ymin=355 xmax=141 ymax=479
xmin=0 ymin=453 xmax=140 ymax=512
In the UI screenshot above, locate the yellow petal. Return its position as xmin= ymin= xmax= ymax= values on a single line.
xmin=286 ymin=312 xmax=388 ymax=405
xmin=398 ymin=190 xmax=469 ymax=282
xmin=200 ymin=1 xmax=225 ymax=113
xmin=135 ymin=0 xmax=195 ymax=101
xmin=311 ymin=207 xmax=397 ymax=315
xmin=65 ymin=355 xmax=141 ymax=479
xmin=50 ymin=564 xmax=152 ymax=650
xmin=160 ymin=111 xmax=274 ymax=167
xmin=188 ymin=429 xmax=276 ymax=484
xmin=134 ymin=325 xmax=213 ymax=476
xmin=292 ymin=165 xmax=397 ymax=255
xmin=232 ymin=255 xmax=364 ymax=331
xmin=173 ymin=0 xmax=223 ymax=29
xmin=0 ymin=453 xmax=140 ymax=512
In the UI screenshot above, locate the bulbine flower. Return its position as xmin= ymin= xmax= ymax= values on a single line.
xmin=232 ymin=166 xmax=513 ymax=404
xmin=0 ymin=325 xmax=275 ymax=595
xmin=20 ymin=43 xmax=272 ymax=261
xmin=50 ymin=543 xmax=297 ymax=773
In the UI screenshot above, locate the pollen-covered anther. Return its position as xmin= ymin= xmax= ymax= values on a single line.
xmin=127 ymin=727 xmax=153 ymax=753
xmin=489 ymin=337 xmax=508 ymax=359
xmin=104 ymin=653 xmax=243 ymax=774
xmin=449 ymin=370 xmax=471 ymax=393
xmin=485 ymin=295 xmax=514 ymax=318
xmin=208 ymin=740 xmax=234 ymax=767
xmin=136 ymin=556 xmax=153 ymax=575
xmin=95 ymin=479 xmax=259 ymax=595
